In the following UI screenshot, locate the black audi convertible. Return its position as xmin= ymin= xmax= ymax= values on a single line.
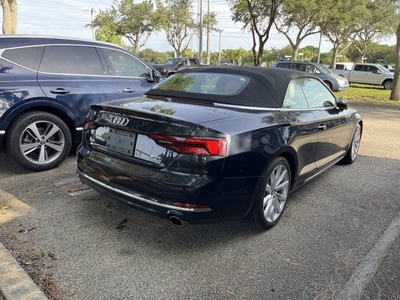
xmin=76 ymin=66 xmax=362 ymax=230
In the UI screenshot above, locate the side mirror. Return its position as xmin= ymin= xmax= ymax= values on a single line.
xmin=147 ymin=69 xmax=162 ymax=83
xmin=337 ymin=97 xmax=348 ymax=111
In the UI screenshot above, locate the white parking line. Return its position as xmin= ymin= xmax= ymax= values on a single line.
xmin=335 ymin=209 xmax=400 ymax=300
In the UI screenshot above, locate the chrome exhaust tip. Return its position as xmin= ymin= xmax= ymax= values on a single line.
xmin=168 ymin=215 xmax=187 ymax=228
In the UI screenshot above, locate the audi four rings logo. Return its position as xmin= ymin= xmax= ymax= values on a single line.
xmin=110 ymin=116 xmax=129 ymax=126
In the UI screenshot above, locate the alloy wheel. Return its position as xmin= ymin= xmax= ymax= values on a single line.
xmin=263 ymin=164 xmax=290 ymax=222
xmin=19 ymin=120 xmax=66 ymax=165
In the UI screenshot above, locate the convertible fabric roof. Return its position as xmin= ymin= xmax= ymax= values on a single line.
xmin=145 ymin=66 xmax=318 ymax=108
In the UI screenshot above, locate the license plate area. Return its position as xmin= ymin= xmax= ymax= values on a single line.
xmin=106 ymin=128 xmax=136 ymax=156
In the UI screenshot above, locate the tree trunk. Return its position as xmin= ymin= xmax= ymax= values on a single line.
xmin=390 ymin=22 xmax=400 ymax=101
xmin=1 ymin=0 xmax=18 ymax=34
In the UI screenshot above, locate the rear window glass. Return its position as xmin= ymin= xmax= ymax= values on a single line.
xmin=2 ymin=46 xmax=45 ymax=71
xmin=152 ymin=73 xmax=249 ymax=95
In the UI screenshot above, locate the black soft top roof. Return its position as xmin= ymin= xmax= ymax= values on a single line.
xmin=145 ymin=66 xmax=318 ymax=108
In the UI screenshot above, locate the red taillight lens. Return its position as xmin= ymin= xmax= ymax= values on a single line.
xmin=83 ymin=116 xmax=97 ymax=130
xmin=149 ymin=134 xmax=227 ymax=156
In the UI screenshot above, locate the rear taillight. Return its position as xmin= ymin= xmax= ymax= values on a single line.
xmin=83 ymin=116 xmax=98 ymax=130
xmin=149 ymin=134 xmax=227 ymax=156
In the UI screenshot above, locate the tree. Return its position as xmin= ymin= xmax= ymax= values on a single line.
xmin=274 ymin=0 xmax=321 ymax=60
xmin=390 ymin=22 xmax=400 ymax=100
xmin=319 ymin=0 xmax=369 ymax=68
xmin=155 ymin=0 xmax=197 ymax=57
xmin=346 ymin=42 xmax=395 ymax=63
xmin=230 ymin=0 xmax=283 ymax=66
xmin=91 ymin=0 xmax=158 ymax=54
xmin=95 ymin=26 xmax=125 ymax=47
xmin=1 ymin=0 xmax=17 ymax=34
xmin=352 ymin=0 xmax=397 ymax=63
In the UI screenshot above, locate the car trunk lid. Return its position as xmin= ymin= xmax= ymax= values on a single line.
xmin=85 ymin=97 xmax=234 ymax=167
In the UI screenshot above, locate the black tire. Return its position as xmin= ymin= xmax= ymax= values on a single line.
xmin=383 ymin=80 xmax=393 ymax=90
xmin=246 ymin=157 xmax=291 ymax=230
xmin=341 ymin=123 xmax=361 ymax=164
xmin=5 ymin=112 xmax=72 ymax=171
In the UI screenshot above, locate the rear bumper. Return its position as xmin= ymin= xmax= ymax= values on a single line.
xmin=77 ymin=145 xmax=259 ymax=224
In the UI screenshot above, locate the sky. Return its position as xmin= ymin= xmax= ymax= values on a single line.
xmin=6 ymin=0 xmax=397 ymax=55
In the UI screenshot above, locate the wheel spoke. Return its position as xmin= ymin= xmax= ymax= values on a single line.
xmin=44 ymin=124 xmax=61 ymax=140
xmin=37 ymin=145 xmax=48 ymax=164
xmin=263 ymin=197 xmax=274 ymax=220
xmin=26 ymin=123 xmax=42 ymax=140
xmin=46 ymin=140 xmax=64 ymax=152
xmin=273 ymin=197 xmax=282 ymax=215
xmin=20 ymin=142 xmax=40 ymax=154
xmin=275 ymin=191 xmax=287 ymax=202
xmin=275 ymin=177 xmax=289 ymax=191
xmin=275 ymin=166 xmax=286 ymax=184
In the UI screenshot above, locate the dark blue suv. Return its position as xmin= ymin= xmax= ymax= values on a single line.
xmin=0 ymin=36 xmax=161 ymax=171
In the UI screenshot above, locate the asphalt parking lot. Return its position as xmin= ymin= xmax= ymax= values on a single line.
xmin=0 ymin=102 xmax=399 ymax=300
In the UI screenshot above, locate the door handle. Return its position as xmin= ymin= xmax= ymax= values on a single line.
xmin=50 ymin=88 xmax=70 ymax=95
xmin=318 ymin=124 xmax=327 ymax=131
xmin=122 ymin=88 xmax=136 ymax=93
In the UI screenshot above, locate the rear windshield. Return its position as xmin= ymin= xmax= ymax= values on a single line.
xmin=152 ymin=73 xmax=249 ymax=95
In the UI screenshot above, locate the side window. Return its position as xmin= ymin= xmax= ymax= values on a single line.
xmin=103 ymin=49 xmax=148 ymax=77
xmin=297 ymin=64 xmax=306 ymax=72
xmin=300 ymin=78 xmax=336 ymax=108
xmin=354 ymin=64 xmax=363 ymax=71
xmin=39 ymin=46 xmax=105 ymax=75
xmin=305 ymin=65 xmax=316 ymax=73
xmin=188 ymin=59 xmax=198 ymax=66
xmin=276 ymin=62 xmax=289 ymax=69
xmin=282 ymin=80 xmax=309 ymax=109
xmin=2 ymin=46 xmax=45 ymax=71
xmin=369 ymin=66 xmax=378 ymax=73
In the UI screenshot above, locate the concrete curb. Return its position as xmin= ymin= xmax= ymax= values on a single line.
xmin=0 ymin=242 xmax=48 ymax=300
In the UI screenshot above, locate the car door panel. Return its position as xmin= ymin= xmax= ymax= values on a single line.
xmin=312 ymin=108 xmax=351 ymax=169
